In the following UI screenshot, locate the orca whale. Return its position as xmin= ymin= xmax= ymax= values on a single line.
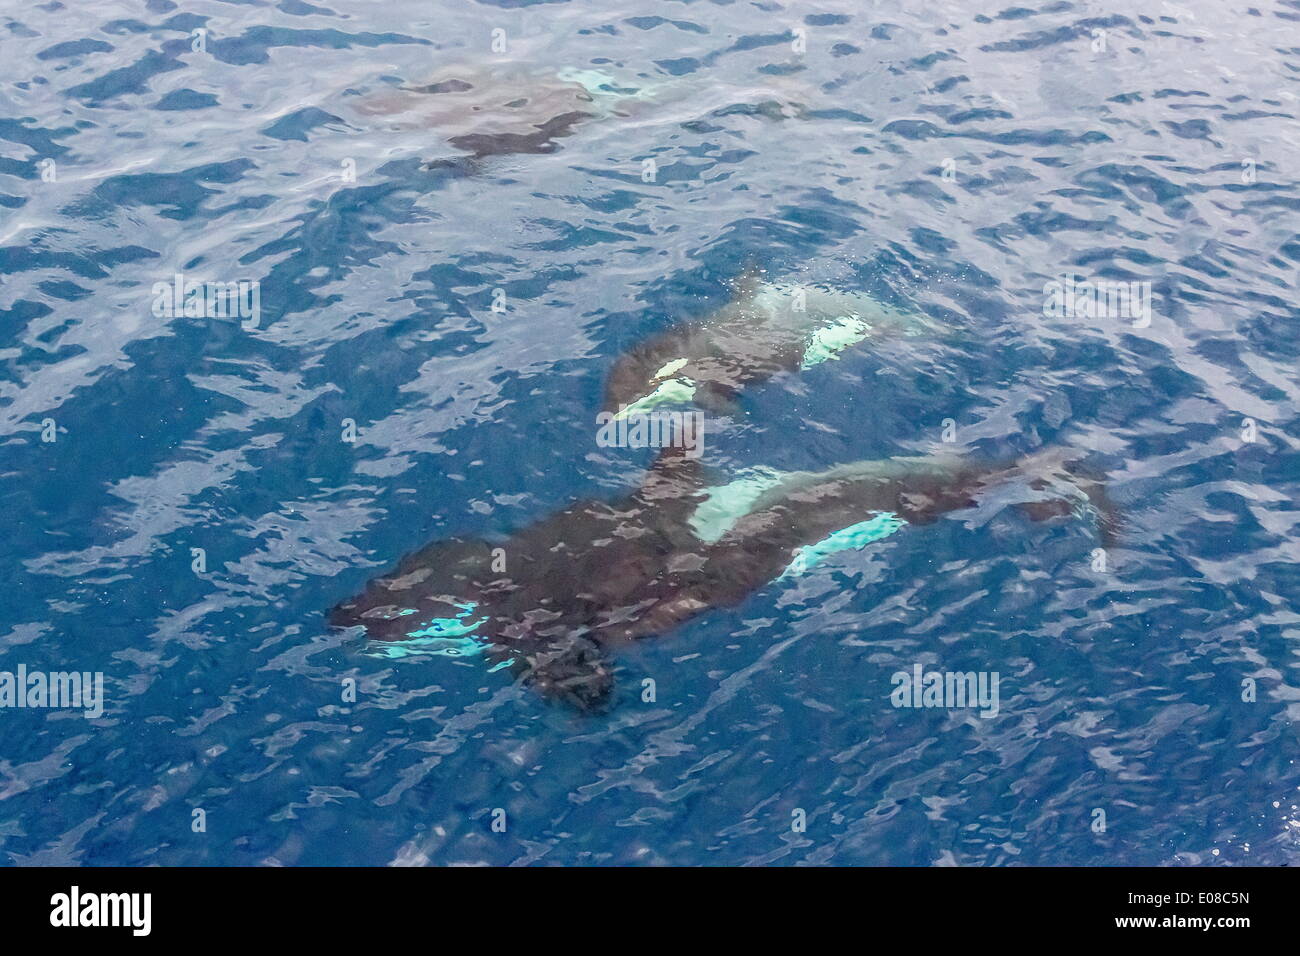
xmin=330 ymin=445 xmax=1116 ymax=711
xmin=349 ymin=64 xmax=824 ymax=171
xmin=351 ymin=65 xmax=661 ymax=167
xmin=603 ymin=272 xmax=948 ymax=419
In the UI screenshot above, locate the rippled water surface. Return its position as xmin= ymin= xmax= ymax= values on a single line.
xmin=2 ymin=0 xmax=1299 ymax=866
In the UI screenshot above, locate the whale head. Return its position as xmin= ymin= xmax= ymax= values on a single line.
xmin=328 ymin=538 xmax=500 ymax=641
xmin=329 ymin=534 xmax=621 ymax=710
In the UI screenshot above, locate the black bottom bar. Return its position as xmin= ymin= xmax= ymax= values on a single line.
xmin=0 ymin=865 xmax=1278 ymax=940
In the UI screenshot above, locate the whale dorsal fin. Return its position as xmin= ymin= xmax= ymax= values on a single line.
xmin=636 ymin=444 xmax=707 ymax=507
xmin=633 ymin=444 xmax=716 ymax=553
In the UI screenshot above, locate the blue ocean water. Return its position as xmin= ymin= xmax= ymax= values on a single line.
xmin=1 ymin=0 xmax=1298 ymax=866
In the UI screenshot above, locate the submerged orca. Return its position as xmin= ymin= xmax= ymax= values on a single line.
xmin=350 ymin=64 xmax=822 ymax=171
xmin=603 ymin=272 xmax=947 ymax=419
xmin=352 ymin=65 xmax=661 ymax=168
xmin=330 ymin=445 xmax=1116 ymax=710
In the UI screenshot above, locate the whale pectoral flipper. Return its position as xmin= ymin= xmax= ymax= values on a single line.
xmin=694 ymin=380 xmax=744 ymax=418
xmin=500 ymin=632 xmax=614 ymax=712
xmin=448 ymin=109 xmax=594 ymax=158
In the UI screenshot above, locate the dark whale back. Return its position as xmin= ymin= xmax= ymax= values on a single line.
xmin=330 ymin=447 xmax=1114 ymax=710
xmin=352 ymin=65 xmax=603 ymax=164
xmin=328 ymin=448 xmax=711 ymax=710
